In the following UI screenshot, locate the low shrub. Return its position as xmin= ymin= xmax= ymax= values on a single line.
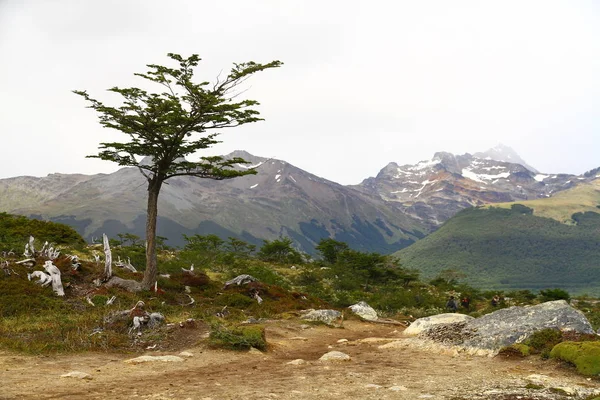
xmin=525 ymin=328 xmax=563 ymax=357
xmin=550 ymin=341 xmax=600 ymax=376
xmin=209 ymin=324 xmax=266 ymax=351
xmin=213 ymin=293 xmax=255 ymax=308
xmin=498 ymin=343 xmax=530 ymax=358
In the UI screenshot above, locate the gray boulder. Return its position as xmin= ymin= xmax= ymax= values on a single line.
xmin=348 ymin=301 xmax=378 ymax=321
xmin=301 ymin=309 xmax=342 ymax=325
xmin=421 ymin=300 xmax=595 ymax=351
xmin=403 ymin=313 xmax=474 ymax=336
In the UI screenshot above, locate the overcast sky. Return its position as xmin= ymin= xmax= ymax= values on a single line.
xmin=1 ymin=1 xmax=598 ymax=185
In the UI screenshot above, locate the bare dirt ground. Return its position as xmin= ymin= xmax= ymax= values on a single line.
xmin=0 ymin=320 xmax=597 ymax=400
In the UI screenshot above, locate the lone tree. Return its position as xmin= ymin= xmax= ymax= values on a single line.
xmin=74 ymin=53 xmax=282 ymax=290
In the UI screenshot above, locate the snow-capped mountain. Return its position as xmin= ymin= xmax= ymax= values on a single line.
xmin=354 ymin=147 xmax=595 ymax=226
xmin=473 ymin=143 xmax=539 ymax=173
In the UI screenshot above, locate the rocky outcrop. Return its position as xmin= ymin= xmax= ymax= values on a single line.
xmin=419 ymin=300 xmax=595 ymax=351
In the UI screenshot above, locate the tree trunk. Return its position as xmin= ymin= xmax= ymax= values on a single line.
xmin=141 ymin=178 xmax=162 ymax=290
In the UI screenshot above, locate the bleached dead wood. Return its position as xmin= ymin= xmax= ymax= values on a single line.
xmin=15 ymin=258 xmax=35 ymax=265
xmin=115 ymin=256 xmax=137 ymax=273
xmin=43 ymin=260 xmax=65 ymax=296
xmin=23 ymin=243 xmax=31 ymax=257
xmin=106 ymin=295 xmax=116 ymax=305
xmin=183 ymin=294 xmax=195 ymax=306
xmin=47 ymin=246 xmax=60 ymax=260
xmin=28 ymin=270 xmax=52 ymax=286
xmin=103 ymin=234 xmax=112 ymax=280
xmin=181 ymin=264 xmax=194 ymax=273
xmin=223 ymin=274 xmax=257 ymax=288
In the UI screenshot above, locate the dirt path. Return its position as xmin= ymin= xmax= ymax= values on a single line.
xmin=0 ymin=320 xmax=597 ymax=400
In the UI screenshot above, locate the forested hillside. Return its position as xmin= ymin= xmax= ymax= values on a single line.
xmin=396 ymin=205 xmax=600 ymax=295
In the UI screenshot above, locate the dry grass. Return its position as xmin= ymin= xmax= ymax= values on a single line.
xmin=488 ymin=180 xmax=600 ymax=224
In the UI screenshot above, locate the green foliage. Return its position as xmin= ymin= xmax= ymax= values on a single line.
xmin=511 ymin=204 xmax=534 ymax=215
xmin=550 ymin=341 xmax=600 ymax=376
xmin=209 ymin=324 xmax=266 ymax=351
xmin=397 ymin=206 xmax=600 ymax=295
xmin=525 ymin=328 xmax=564 ymax=357
xmin=315 ymin=238 xmax=348 ymax=264
xmin=539 ymin=288 xmax=571 ymax=302
xmin=0 ymin=212 xmax=85 ymax=249
xmin=257 ymin=237 xmax=304 ymax=264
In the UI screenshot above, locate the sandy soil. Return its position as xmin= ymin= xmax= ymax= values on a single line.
xmin=0 ymin=320 xmax=597 ymax=400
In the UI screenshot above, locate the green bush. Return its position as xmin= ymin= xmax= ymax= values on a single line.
xmin=209 ymin=324 xmax=266 ymax=350
xmin=498 ymin=343 xmax=530 ymax=357
xmin=214 ymin=293 xmax=255 ymax=308
xmin=550 ymin=341 xmax=600 ymax=376
xmin=539 ymin=288 xmax=570 ymax=302
xmin=525 ymin=328 xmax=563 ymax=357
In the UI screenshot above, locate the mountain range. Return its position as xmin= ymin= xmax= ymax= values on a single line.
xmin=0 ymin=145 xmax=597 ymax=255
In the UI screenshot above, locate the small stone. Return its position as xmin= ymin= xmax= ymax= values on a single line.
xmin=290 ymin=336 xmax=308 ymax=341
xmin=124 ymin=355 xmax=184 ymax=364
xmin=389 ymin=386 xmax=408 ymax=391
xmin=337 ymin=339 xmax=348 ymax=343
xmin=300 ymin=324 xmax=311 ymax=330
xmin=365 ymin=384 xmax=382 ymax=389
xmin=248 ymin=347 xmax=263 ymax=355
xmin=179 ymin=351 xmax=194 ymax=358
xmin=60 ymin=371 xmax=92 ymax=380
xmin=553 ymin=387 xmax=576 ymax=396
xmin=319 ymin=351 xmax=351 ymax=362
xmin=286 ymin=359 xmax=307 ymax=365
xmin=526 ymin=374 xmax=551 ymax=385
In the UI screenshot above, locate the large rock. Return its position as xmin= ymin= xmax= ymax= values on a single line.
xmin=348 ymin=301 xmax=378 ymax=321
xmin=403 ymin=313 xmax=474 ymax=336
xmin=300 ymin=309 xmax=342 ymax=326
xmin=319 ymin=351 xmax=351 ymax=362
xmin=421 ymin=300 xmax=595 ymax=351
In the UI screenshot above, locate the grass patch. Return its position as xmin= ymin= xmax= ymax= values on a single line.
xmin=208 ymin=324 xmax=266 ymax=351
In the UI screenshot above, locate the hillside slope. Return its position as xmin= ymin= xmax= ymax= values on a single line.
xmin=395 ymin=181 xmax=600 ymax=295
xmin=0 ymin=151 xmax=427 ymax=254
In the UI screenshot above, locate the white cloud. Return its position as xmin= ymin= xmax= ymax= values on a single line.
xmin=0 ymin=0 xmax=598 ymax=184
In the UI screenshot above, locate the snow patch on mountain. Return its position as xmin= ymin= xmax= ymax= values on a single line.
xmin=407 ymin=159 xmax=440 ymax=173
xmin=462 ymin=168 xmax=510 ymax=184
xmin=534 ymin=174 xmax=549 ymax=182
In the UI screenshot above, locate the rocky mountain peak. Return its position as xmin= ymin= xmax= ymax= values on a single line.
xmin=474 ymin=143 xmax=538 ymax=173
